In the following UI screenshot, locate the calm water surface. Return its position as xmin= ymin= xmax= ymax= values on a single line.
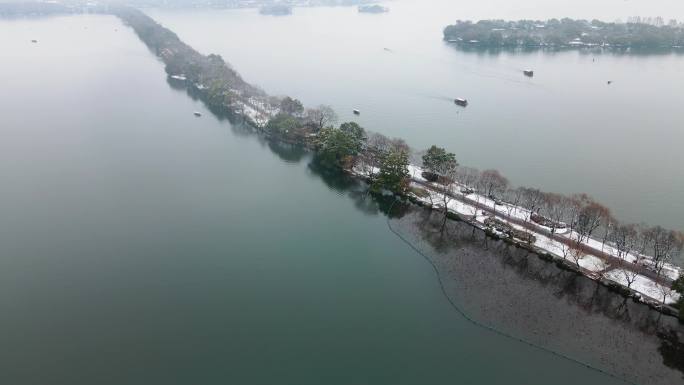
xmin=150 ymin=0 xmax=684 ymax=233
xmin=0 ymin=13 xmax=643 ymax=385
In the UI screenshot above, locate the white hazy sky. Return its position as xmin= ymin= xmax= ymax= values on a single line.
xmin=399 ymin=0 xmax=684 ymax=21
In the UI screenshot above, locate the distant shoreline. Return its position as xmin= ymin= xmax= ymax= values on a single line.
xmin=444 ymin=18 xmax=684 ymax=52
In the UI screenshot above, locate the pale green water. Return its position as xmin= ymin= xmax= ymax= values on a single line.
xmin=150 ymin=0 xmax=684 ymax=233
xmin=0 ymin=11 xmax=678 ymax=385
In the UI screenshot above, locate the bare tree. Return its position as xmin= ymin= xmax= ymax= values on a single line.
xmin=479 ymin=169 xmax=509 ymax=199
xmin=634 ymin=224 xmax=654 ymax=259
xmin=538 ymin=192 xmax=556 ymax=221
xmin=503 ymin=187 xmax=524 ymax=220
xmin=676 ymin=231 xmax=684 ymax=268
xmin=600 ymin=214 xmax=617 ymax=253
xmin=576 ymin=200 xmax=612 ymax=244
xmin=561 ymin=238 xmax=585 ymax=269
xmin=456 ymin=167 xmax=479 ymax=191
xmin=479 ymin=169 xmax=509 ymax=216
xmin=358 ymin=133 xmax=390 ymax=184
xmin=456 ymin=167 xmax=480 ymax=216
xmin=648 ymin=227 xmax=684 ymax=279
xmin=656 ymin=279 xmax=676 ymax=308
xmin=540 ymin=192 xmax=570 ymax=234
xmin=438 ymin=164 xmax=460 ymax=231
xmin=519 ymin=187 xmax=545 ymax=226
xmin=305 ymin=105 xmax=337 ymax=131
xmin=388 ymin=137 xmax=410 ymax=155
xmin=566 ymin=194 xmax=587 ymax=229
xmin=367 ymin=132 xmax=391 ymax=154
xmin=473 ymin=172 xmax=490 ymax=218
xmin=357 ymin=148 xmax=378 ymax=183
xmin=611 ymin=224 xmax=642 ymax=289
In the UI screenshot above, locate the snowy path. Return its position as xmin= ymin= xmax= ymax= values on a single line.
xmin=404 ymin=166 xmax=681 ymax=305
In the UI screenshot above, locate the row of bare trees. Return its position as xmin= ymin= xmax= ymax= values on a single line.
xmin=274 ymin=97 xmax=684 ymax=305
xmin=271 ymin=101 xmax=684 ymax=300
xmin=415 ymin=146 xmax=683 ymax=293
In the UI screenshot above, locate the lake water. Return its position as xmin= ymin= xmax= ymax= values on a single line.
xmin=149 ymin=0 xmax=684 ymax=233
xmin=0 ymin=7 xmax=682 ymax=385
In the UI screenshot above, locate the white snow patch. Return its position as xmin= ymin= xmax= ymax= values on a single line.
xmin=604 ymin=269 xmax=680 ymax=304
xmin=405 ymin=163 xmax=681 ymax=282
xmin=578 ymin=255 xmax=608 ymax=272
xmin=405 ymin=168 xmax=682 ymax=303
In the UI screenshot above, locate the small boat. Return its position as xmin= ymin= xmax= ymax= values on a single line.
xmin=454 ymin=98 xmax=468 ymax=107
xmin=523 ymin=69 xmax=534 ymax=77
xmin=353 ymin=109 xmax=360 ymax=115
xmin=193 ymin=111 xmax=202 ymax=117
xmin=607 ymin=80 xmax=612 ymax=85
xmin=31 ymin=39 xmax=38 ymax=43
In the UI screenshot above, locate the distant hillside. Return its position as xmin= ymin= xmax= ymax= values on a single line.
xmin=443 ymin=19 xmax=684 ymax=50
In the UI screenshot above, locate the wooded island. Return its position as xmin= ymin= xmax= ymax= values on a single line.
xmin=443 ymin=18 xmax=684 ymax=50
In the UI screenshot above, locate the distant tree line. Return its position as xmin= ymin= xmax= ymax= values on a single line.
xmin=443 ymin=18 xmax=684 ymax=50
xmin=413 ymin=145 xmax=684 ymax=307
xmin=259 ymin=4 xmax=292 ymax=16
xmin=358 ymin=5 xmax=388 ymax=14
xmin=113 ymin=6 xmax=276 ymax=118
xmin=0 ymin=2 xmax=74 ymax=16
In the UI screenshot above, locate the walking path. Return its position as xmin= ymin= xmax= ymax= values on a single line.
xmin=404 ymin=169 xmax=681 ymax=305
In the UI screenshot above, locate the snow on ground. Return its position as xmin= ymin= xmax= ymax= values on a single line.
xmin=578 ymin=255 xmax=609 ymax=272
xmin=583 ymin=236 xmax=639 ymax=264
xmin=408 ymin=179 xmax=680 ymax=303
xmin=414 ymin=184 xmax=576 ymax=263
xmin=407 ymin=165 xmax=427 ymax=182
xmin=407 ymin=163 xmax=681 ymax=282
xmin=532 ymin=231 xmax=566 ymax=257
xmin=415 ymin=183 xmax=477 ymax=218
xmin=235 ymin=100 xmax=270 ymax=127
xmin=604 ymin=269 xmax=681 ymax=304
xmin=407 ymin=165 xmax=561 ymax=227
xmin=660 ymin=265 xmax=682 ymax=281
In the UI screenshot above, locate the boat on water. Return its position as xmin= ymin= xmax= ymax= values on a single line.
xmin=170 ymin=74 xmax=187 ymax=81
xmin=31 ymin=39 xmax=38 ymax=43
xmin=193 ymin=111 xmax=202 ymax=117
xmin=454 ymin=98 xmax=468 ymax=107
xmin=523 ymin=69 xmax=534 ymax=77
xmin=353 ymin=109 xmax=360 ymax=115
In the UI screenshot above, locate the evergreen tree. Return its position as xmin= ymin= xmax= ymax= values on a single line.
xmin=374 ymin=148 xmax=410 ymax=193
